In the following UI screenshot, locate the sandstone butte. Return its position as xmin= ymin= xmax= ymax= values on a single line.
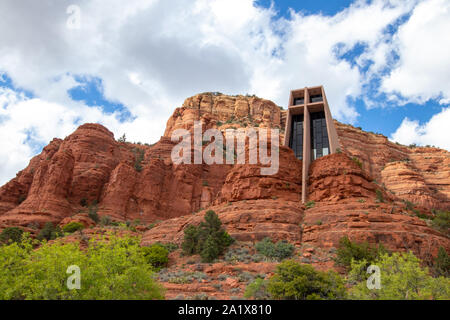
xmin=0 ymin=92 xmax=449 ymax=298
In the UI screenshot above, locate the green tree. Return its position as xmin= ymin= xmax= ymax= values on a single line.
xmin=37 ymin=222 xmax=62 ymax=241
xmin=349 ymin=251 xmax=450 ymax=300
xmin=267 ymin=260 xmax=347 ymax=300
xmin=432 ymin=211 xmax=449 ymax=235
xmin=0 ymin=227 xmax=24 ymax=244
xmin=200 ymin=235 xmax=221 ymax=263
xmin=334 ymin=236 xmax=388 ymax=270
xmin=141 ymin=243 xmax=169 ymax=270
xmin=181 ymin=210 xmax=234 ymax=262
xmin=87 ymin=201 xmax=99 ymax=223
xmin=62 ymin=222 xmax=85 ymax=234
xmin=0 ymin=234 xmax=164 ymax=300
xmin=432 ymin=247 xmax=449 ymax=278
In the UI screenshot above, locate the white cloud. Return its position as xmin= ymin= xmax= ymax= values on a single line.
xmin=390 ymin=107 xmax=450 ymax=150
xmin=381 ymin=0 xmax=450 ymax=103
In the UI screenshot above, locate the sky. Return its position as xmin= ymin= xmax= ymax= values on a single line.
xmin=0 ymin=0 xmax=449 ymax=185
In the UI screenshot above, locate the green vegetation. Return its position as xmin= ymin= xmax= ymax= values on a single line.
xmin=267 ymin=260 xmax=347 ymax=300
xmin=351 ymin=157 xmax=363 ymax=169
xmin=0 ymin=234 xmax=164 ymax=300
xmin=18 ymin=194 xmax=26 ymax=204
xmin=334 ymin=236 xmax=389 ymax=271
xmin=80 ymin=198 xmax=88 ymax=207
xmin=181 ymin=210 xmax=234 ymax=262
xmin=244 ymin=278 xmax=271 ymax=300
xmin=255 ymin=237 xmax=294 ymax=261
xmin=0 ymin=227 xmax=24 ymax=244
xmin=141 ymin=243 xmax=169 ymax=270
xmin=100 ymin=215 xmax=112 ymax=226
xmin=118 ymin=133 xmax=127 ymax=143
xmin=133 ymin=148 xmax=145 ymax=172
xmin=432 ymin=247 xmax=450 ymax=277
xmin=432 ymin=210 xmax=449 ymax=235
xmin=375 ymin=189 xmax=384 ymax=203
xmin=62 ymin=222 xmax=85 ymax=234
xmin=305 ymin=200 xmax=315 ymax=209
xmin=88 ymin=202 xmax=99 ymax=223
xmin=37 ymin=222 xmax=62 ymax=241
xmin=349 ymin=251 xmax=449 ymax=300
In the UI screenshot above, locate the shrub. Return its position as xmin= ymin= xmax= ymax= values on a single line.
xmin=267 ymin=260 xmax=346 ymax=300
xmin=404 ymin=200 xmax=414 ymax=211
xmin=181 ymin=210 xmax=234 ymax=262
xmin=37 ymin=222 xmax=62 ymax=241
xmin=334 ymin=236 xmax=389 ymax=270
xmin=432 ymin=211 xmax=450 ymax=235
xmin=0 ymin=234 xmax=164 ymax=300
xmin=349 ymin=251 xmax=450 ymax=300
xmin=80 ymin=198 xmax=88 ymax=207
xmin=158 ymin=242 xmax=178 ymax=253
xmin=352 ymin=157 xmax=363 ymax=169
xmin=0 ymin=227 xmax=24 ymax=244
xmin=88 ymin=204 xmax=99 ymax=223
xmin=18 ymin=194 xmax=26 ymax=204
xmin=133 ymin=148 xmax=145 ymax=172
xmin=255 ymin=237 xmax=294 ymax=261
xmin=118 ymin=133 xmax=127 ymax=143
xmin=141 ymin=244 xmax=169 ymax=269
xmin=62 ymin=222 xmax=85 ymax=234
xmin=305 ymin=201 xmax=315 ymax=209
xmin=100 ymin=215 xmax=112 ymax=226
xmin=244 ymin=278 xmax=271 ymax=300
xmin=375 ymin=189 xmax=384 ymax=203
xmin=432 ymin=247 xmax=449 ymax=278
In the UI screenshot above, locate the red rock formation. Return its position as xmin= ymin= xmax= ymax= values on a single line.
xmin=335 ymin=122 xmax=450 ymax=210
xmin=302 ymin=153 xmax=450 ymax=261
xmin=0 ymin=93 xmax=447 ymax=267
xmin=164 ymin=93 xmax=284 ymax=137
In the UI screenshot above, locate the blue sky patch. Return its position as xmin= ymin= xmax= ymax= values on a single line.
xmin=68 ymin=75 xmax=134 ymax=122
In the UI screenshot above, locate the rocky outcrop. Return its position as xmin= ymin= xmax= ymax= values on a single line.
xmin=302 ymin=153 xmax=450 ymax=261
xmin=141 ymin=199 xmax=303 ymax=246
xmin=164 ymin=93 xmax=284 ymax=137
xmin=336 ymin=122 xmax=450 ymax=210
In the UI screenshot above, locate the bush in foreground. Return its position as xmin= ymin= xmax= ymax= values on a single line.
xmin=0 ymin=234 xmax=164 ymax=300
xmin=266 ymin=260 xmax=347 ymax=300
xmin=432 ymin=247 xmax=450 ymax=278
xmin=349 ymin=251 xmax=450 ymax=300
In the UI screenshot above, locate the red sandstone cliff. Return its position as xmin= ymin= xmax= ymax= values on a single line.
xmin=0 ymin=93 xmax=448 ymax=264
